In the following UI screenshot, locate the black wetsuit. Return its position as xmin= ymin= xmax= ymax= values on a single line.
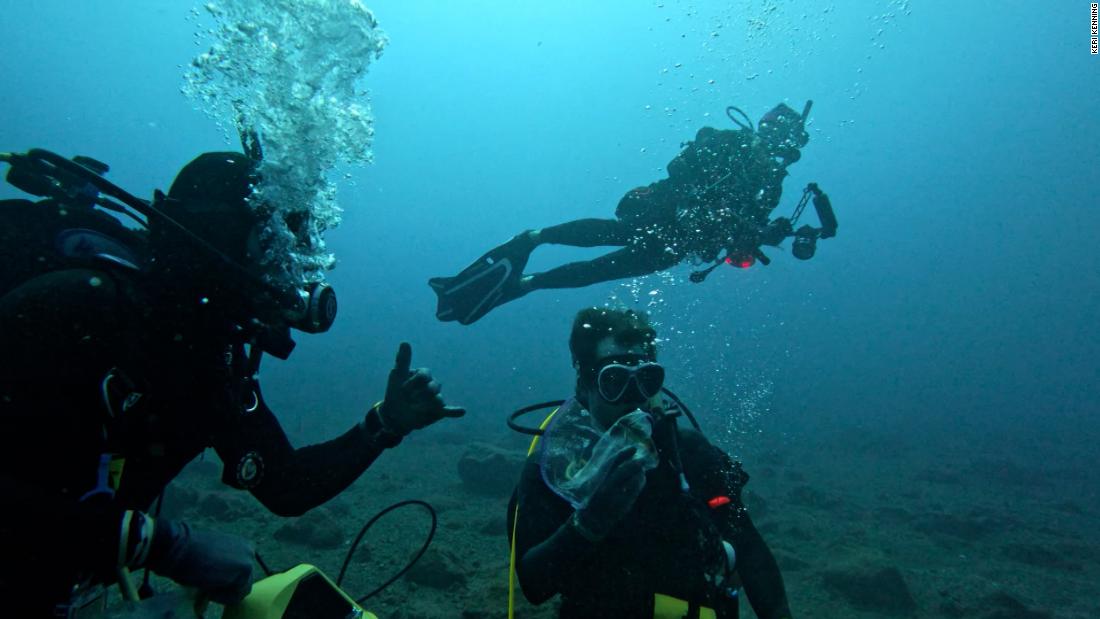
xmin=526 ymin=127 xmax=791 ymax=291
xmin=0 ymin=266 xmax=397 ymax=616
xmin=509 ymin=421 xmax=792 ymax=619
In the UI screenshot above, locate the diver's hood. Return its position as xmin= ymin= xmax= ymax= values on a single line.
xmin=155 ymin=152 xmax=336 ymax=358
xmin=758 ymin=102 xmax=811 ymax=152
xmin=165 ymin=151 xmax=260 ymax=264
xmin=759 ymin=103 xmax=802 ymax=128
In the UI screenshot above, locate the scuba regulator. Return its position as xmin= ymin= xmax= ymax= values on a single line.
xmin=0 ymin=147 xmax=337 ymax=360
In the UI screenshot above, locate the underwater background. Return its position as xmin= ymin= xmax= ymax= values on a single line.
xmin=2 ymin=1 xmax=1098 ymax=617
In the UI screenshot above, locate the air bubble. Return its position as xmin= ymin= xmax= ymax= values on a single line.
xmin=183 ymin=0 xmax=387 ymax=287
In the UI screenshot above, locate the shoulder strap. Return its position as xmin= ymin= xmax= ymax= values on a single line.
xmin=507 ymin=408 xmax=560 ymax=619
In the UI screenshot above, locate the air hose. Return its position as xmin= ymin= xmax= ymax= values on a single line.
xmin=254 ymin=498 xmax=437 ymax=604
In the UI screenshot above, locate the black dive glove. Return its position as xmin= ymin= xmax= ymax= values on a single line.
xmin=572 ymin=447 xmax=648 ymax=541
xmin=759 ymin=217 xmax=793 ymax=246
xmin=147 ymin=519 xmax=254 ymax=605
xmin=378 ymin=342 xmax=466 ymax=436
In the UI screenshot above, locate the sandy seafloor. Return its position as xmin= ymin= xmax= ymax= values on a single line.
xmin=147 ymin=421 xmax=1098 ymax=619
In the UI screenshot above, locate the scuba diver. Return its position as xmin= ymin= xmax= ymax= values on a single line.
xmin=430 ymin=101 xmax=837 ymax=325
xmin=0 ymin=147 xmax=465 ymax=617
xmin=507 ymin=307 xmax=793 ymax=618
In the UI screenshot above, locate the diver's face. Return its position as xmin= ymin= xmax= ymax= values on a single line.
xmin=583 ymin=337 xmax=656 ymax=431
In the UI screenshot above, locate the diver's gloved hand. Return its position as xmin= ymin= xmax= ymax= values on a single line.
xmin=759 ymin=217 xmax=793 ymax=246
xmin=147 ymin=519 xmax=254 ymax=605
xmin=572 ymin=447 xmax=648 ymax=541
xmin=378 ymin=342 xmax=466 ymax=436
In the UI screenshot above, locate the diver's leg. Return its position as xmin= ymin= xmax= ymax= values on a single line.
xmin=524 ymin=243 xmax=680 ymax=291
xmin=429 ymin=219 xmax=671 ymax=322
xmin=428 ymin=219 xmax=631 ymax=302
xmin=534 ymin=218 xmax=636 ymax=248
xmin=454 ymin=217 xmax=631 ymax=277
xmin=480 ymin=219 xmax=632 ymax=277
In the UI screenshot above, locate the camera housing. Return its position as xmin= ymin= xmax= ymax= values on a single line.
xmin=791 ymin=225 xmax=818 ymax=260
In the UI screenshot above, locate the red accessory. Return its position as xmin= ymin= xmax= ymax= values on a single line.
xmin=725 ymin=255 xmax=756 ymax=269
xmin=707 ymin=495 xmax=731 ymax=509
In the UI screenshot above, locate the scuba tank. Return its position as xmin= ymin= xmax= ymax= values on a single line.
xmin=0 ymin=148 xmax=336 ymax=360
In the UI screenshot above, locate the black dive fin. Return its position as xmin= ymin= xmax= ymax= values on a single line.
xmin=430 ymin=237 xmax=534 ymax=325
xmin=430 ymin=257 xmax=517 ymax=325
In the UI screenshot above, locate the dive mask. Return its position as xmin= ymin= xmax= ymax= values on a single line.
xmin=595 ymin=357 xmax=665 ymax=404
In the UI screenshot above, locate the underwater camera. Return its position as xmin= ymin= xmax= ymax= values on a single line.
xmin=791 ymin=225 xmax=818 ymax=260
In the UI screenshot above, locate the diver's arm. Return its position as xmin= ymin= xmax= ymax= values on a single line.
xmin=517 ymin=514 xmax=600 ymax=603
xmin=0 ymin=472 xmax=134 ymax=575
xmin=704 ymin=450 xmax=791 ymax=619
xmin=511 ymin=460 xmax=598 ymax=604
xmin=679 ymin=430 xmax=792 ymax=619
xmin=220 ymin=343 xmax=462 ymax=517
xmin=213 ymin=388 xmax=394 ymax=517
xmin=513 ymin=448 xmax=648 ymax=603
xmin=0 ymin=269 xmax=168 ymax=584
xmin=732 ymin=512 xmax=792 ymax=619
xmin=0 ymin=272 xmax=140 ymax=576
xmin=759 ymin=217 xmax=793 ymax=246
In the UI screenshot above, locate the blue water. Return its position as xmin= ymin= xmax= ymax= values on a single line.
xmin=2 ymin=2 xmax=1098 ymax=608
